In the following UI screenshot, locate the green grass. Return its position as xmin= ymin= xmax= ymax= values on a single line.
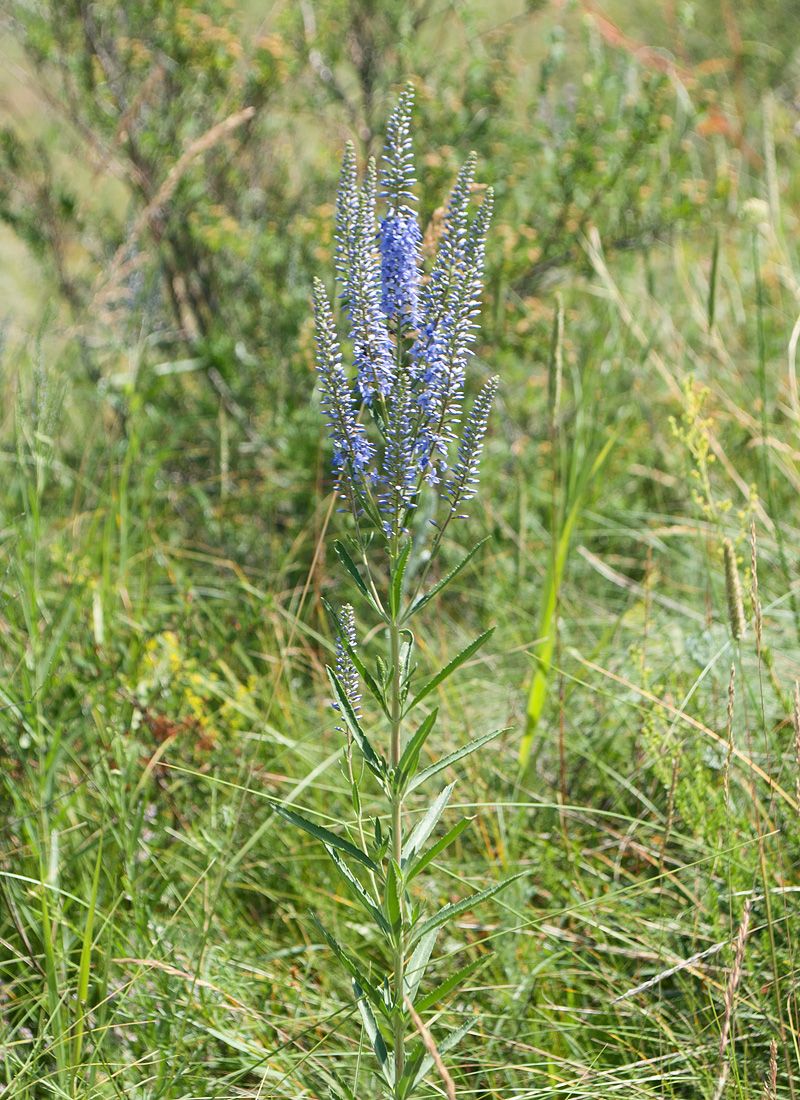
xmin=2 ymin=4 xmax=800 ymax=1098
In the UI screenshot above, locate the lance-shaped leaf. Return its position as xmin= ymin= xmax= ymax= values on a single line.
xmin=390 ymin=539 xmax=412 ymax=617
xmin=334 ymin=541 xmax=386 ymax=620
xmin=402 ymin=537 xmax=491 ymax=623
xmin=310 ymin=913 xmax=388 ymax=1018
xmin=415 ymin=956 xmax=483 ymax=1013
xmin=326 ymin=846 xmax=391 ymax=936
xmin=399 ymin=1016 xmax=476 ymax=1099
xmin=402 ymin=783 xmax=454 ymax=868
xmin=408 ymin=727 xmax=507 ymax=792
xmin=272 ymin=803 xmax=379 ymax=873
xmin=385 ymin=860 xmax=403 ymax=940
xmin=322 ymin=598 xmax=390 ymax=718
xmin=354 ymin=981 xmax=395 ymax=1088
xmin=327 ymin=667 xmax=387 ymax=782
xmin=406 ymin=628 xmax=494 ymax=712
xmin=403 ymin=927 xmax=439 ymax=1004
xmin=395 ymin=709 xmax=438 ymax=789
xmin=407 ymin=874 xmax=524 ymax=952
xmin=326 ymin=1070 xmax=359 ymax=1100
xmin=404 ymin=817 xmax=471 ymax=886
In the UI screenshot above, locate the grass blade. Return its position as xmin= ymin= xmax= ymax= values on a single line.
xmin=71 ymin=830 xmax=103 ymax=1071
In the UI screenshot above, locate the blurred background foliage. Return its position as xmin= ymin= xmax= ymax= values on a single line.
xmin=3 ymin=1 xmax=800 ymax=1096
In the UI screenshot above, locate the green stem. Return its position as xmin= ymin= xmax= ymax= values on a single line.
xmin=389 ymin=611 xmax=405 ymax=1092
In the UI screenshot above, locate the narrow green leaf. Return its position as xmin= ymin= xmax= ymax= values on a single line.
xmin=354 ymin=981 xmax=395 ymax=1087
xmin=334 ymin=540 xmax=369 ymax=597
xmin=334 ymin=541 xmax=386 ymax=619
xmin=40 ymin=871 xmax=67 ymax=1089
xmin=326 ymin=1067 xmax=359 ymax=1100
xmin=72 ymin=831 xmax=103 ymax=1069
xmin=708 ymin=228 xmax=719 ymax=331
xmin=408 ymin=728 xmax=507 ymax=792
xmin=398 ymin=1041 xmax=426 ymax=1100
xmin=402 ymin=783 xmax=454 ymax=867
xmin=328 ymin=1081 xmax=357 ymax=1100
xmin=273 ymin=802 xmax=379 ymax=873
xmin=520 ymin=431 xmax=615 ymax=768
xmin=402 ymin=537 xmax=490 ymax=623
xmin=415 ymin=957 xmax=483 ymax=1013
xmin=402 ymin=1017 xmax=476 ymax=1098
xmin=407 ymin=874 xmax=523 ymax=951
xmin=396 ymin=709 xmax=438 ymax=788
xmin=403 ymin=927 xmax=439 ymax=1004
xmin=404 ymin=817 xmax=471 ymax=885
xmin=322 ymin=598 xmax=390 ymax=718
xmin=327 ymin=847 xmax=391 ymax=936
xmin=310 ymin=914 xmax=388 ymax=1018
xmin=390 ymin=539 xmax=412 ymax=617
xmin=406 ymin=628 xmax=494 ymax=712
xmin=327 ymin=667 xmax=387 ymax=782
xmin=385 ymin=860 xmax=403 ymax=938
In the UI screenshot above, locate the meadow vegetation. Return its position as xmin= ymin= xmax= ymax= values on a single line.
xmin=1 ymin=1 xmax=800 ymax=1096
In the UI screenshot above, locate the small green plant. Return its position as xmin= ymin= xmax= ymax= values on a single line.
xmin=275 ymin=87 xmax=517 ymax=1099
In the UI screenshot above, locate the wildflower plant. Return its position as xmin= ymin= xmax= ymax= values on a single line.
xmin=276 ymin=86 xmax=515 ymax=1099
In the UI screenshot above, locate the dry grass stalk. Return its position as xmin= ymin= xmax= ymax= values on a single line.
xmin=724 ymin=537 xmax=747 ymax=641
xmin=719 ymin=898 xmax=753 ymax=1059
xmin=611 ymin=935 xmax=730 ymax=1004
xmin=712 ymin=1060 xmax=730 ymax=1100
xmin=404 ymin=995 xmax=457 ymax=1100
xmin=724 ymin=662 xmax=735 ymax=810
xmin=763 ymin=1037 xmax=778 ymax=1099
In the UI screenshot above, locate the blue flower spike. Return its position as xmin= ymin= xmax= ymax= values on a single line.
xmin=314 ymin=83 xmax=497 ymax=542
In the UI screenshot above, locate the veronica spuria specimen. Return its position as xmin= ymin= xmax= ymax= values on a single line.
xmin=277 ymin=86 xmax=517 ymax=1100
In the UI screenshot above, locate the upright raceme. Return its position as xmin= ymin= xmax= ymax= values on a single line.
xmin=314 ymin=85 xmax=499 ymax=540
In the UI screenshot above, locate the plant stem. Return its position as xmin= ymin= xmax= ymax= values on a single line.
xmin=389 ymin=610 xmax=405 ymax=1091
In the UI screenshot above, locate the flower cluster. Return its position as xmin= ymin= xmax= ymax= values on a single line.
xmin=333 ymin=603 xmax=361 ymax=718
xmin=315 ymin=85 xmax=498 ymax=540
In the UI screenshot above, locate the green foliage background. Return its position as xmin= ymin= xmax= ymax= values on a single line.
xmin=1 ymin=0 xmax=800 ymax=1096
